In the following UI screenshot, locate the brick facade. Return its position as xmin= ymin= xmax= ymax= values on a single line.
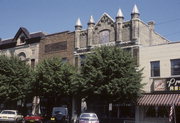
xmin=39 ymin=31 xmax=74 ymax=64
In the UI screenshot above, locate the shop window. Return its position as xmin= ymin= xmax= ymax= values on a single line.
xmin=171 ymin=59 xmax=180 ymax=75
xmin=111 ymin=105 xmax=135 ymax=118
xmin=99 ymin=30 xmax=110 ymax=44
xmin=145 ymin=106 xmax=168 ymax=118
xmin=151 ymin=61 xmax=160 ymax=77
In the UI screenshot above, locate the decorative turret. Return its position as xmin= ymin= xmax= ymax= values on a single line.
xmin=131 ymin=4 xmax=140 ymax=19
xmin=115 ymin=9 xmax=124 ymax=42
xmin=87 ymin=16 xmax=95 ymax=47
xmin=75 ymin=18 xmax=82 ymax=49
xmin=131 ymin=5 xmax=140 ymax=42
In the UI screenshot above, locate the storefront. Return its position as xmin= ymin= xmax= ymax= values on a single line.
xmin=136 ymin=77 xmax=180 ymax=123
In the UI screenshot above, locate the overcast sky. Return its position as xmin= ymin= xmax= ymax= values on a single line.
xmin=0 ymin=0 xmax=180 ymax=41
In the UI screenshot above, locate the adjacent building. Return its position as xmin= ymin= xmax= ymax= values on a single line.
xmin=39 ymin=31 xmax=74 ymax=64
xmin=0 ymin=27 xmax=46 ymax=67
xmin=136 ymin=42 xmax=180 ymax=123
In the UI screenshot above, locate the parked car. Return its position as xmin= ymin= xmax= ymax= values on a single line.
xmin=24 ymin=114 xmax=44 ymax=123
xmin=0 ymin=110 xmax=23 ymax=122
xmin=50 ymin=107 xmax=69 ymax=123
xmin=78 ymin=113 xmax=99 ymax=123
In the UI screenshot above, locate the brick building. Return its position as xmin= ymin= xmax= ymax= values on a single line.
xmin=39 ymin=31 xmax=74 ymax=64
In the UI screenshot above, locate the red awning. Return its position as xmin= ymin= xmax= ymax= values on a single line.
xmin=137 ymin=93 xmax=180 ymax=106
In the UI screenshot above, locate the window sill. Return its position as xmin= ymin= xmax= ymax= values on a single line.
xmin=149 ymin=76 xmax=161 ymax=79
xmin=170 ymin=75 xmax=180 ymax=78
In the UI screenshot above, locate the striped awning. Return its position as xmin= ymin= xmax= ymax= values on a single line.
xmin=137 ymin=93 xmax=180 ymax=106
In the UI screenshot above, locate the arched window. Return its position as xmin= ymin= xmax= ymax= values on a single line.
xmin=18 ymin=52 xmax=26 ymax=61
xmin=99 ymin=30 xmax=110 ymax=44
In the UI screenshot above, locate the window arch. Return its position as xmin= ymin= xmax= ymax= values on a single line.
xmin=99 ymin=30 xmax=110 ymax=44
xmin=18 ymin=52 xmax=26 ymax=61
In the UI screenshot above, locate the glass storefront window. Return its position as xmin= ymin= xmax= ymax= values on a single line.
xmin=145 ymin=106 xmax=168 ymax=118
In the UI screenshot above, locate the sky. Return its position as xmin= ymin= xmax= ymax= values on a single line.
xmin=0 ymin=0 xmax=180 ymax=41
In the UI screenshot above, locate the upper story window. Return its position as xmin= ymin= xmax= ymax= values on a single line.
xmin=20 ymin=36 xmax=26 ymax=44
xmin=99 ymin=30 xmax=110 ymax=44
xmin=151 ymin=61 xmax=160 ymax=77
xmin=171 ymin=59 xmax=180 ymax=75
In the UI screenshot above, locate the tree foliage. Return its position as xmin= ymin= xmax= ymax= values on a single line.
xmin=0 ymin=55 xmax=33 ymax=103
xmin=81 ymin=46 xmax=143 ymax=103
xmin=35 ymin=57 xmax=81 ymax=98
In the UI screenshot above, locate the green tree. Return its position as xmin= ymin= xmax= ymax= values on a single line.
xmin=0 ymin=55 xmax=34 ymax=106
xmin=81 ymin=46 xmax=143 ymax=103
xmin=35 ymin=57 xmax=82 ymax=104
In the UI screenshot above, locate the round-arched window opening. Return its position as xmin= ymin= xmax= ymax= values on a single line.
xmin=18 ymin=52 xmax=26 ymax=61
xmin=99 ymin=30 xmax=110 ymax=44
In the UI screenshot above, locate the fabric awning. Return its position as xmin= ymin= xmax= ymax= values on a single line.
xmin=137 ymin=93 xmax=180 ymax=106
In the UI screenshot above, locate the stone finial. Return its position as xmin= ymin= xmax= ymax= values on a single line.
xmin=76 ymin=18 xmax=82 ymax=26
xmin=89 ymin=16 xmax=95 ymax=24
xmin=75 ymin=18 xmax=82 ymax=30
xmin=148 ymin=21 xmax=155 ymax=30
xmin=131 ymin=4 xmax=140 ymax=19
xmin=116 ymin=9 xmax=124 ymax=18
xmin=132 ymin=4 xmax=139 ymax=14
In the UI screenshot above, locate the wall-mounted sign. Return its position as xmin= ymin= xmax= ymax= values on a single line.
xmin=154 ymin=77 xmax=180 ymax=91
xmin=45 ymin=41 xmax=67 ymax=53
xmin=154 ymin=79 xmax=166 ymax=91
xmin=167 ymin=78 xmax=180 ymax=91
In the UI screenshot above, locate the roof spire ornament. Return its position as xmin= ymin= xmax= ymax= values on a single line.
xmin=89 ymin=15 xmax=95 ymax=24
xmin=116 ymin=9 xmax=124 ymax=18
xmin=75 ymin=18 xmax=82 ymax=30
xmin=76 ymin=18 xmax=82 ymax=26
xmin=131 ymin=4 xmax=140 ymax=19
xmin=132 ymin=4 xmax=139 ymax=14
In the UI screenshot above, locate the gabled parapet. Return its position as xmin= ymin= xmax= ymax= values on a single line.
xmin=74 ymin=5 xmax=169 ymax=53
